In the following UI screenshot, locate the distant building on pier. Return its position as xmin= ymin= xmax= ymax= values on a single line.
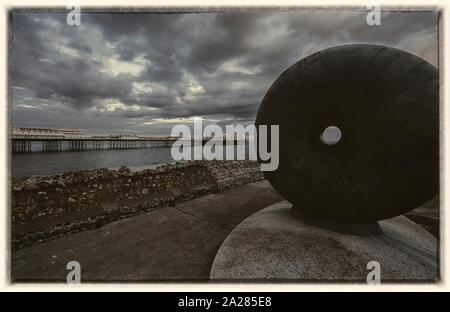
xmin=118 ymin=134 xmax=139 ymax=140
xmin=60 ymin=129 xmax=84 ymax=136
xmin=12 ymin=126 xmax=63 ymax=138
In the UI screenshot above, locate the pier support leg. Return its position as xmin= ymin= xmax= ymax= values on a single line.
xmin=43 ymin=140 xmax=60 ymax=152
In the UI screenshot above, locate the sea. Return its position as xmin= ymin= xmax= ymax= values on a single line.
xmin=11 ymin=142 xmax=251 ymax=177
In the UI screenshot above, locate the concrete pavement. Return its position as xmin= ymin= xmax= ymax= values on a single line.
xmin=12 ymin=180 xmax=282 ymax=282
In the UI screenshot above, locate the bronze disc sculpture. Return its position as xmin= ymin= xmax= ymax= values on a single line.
xmin=255 ymin=44 xmax=438 ymax=232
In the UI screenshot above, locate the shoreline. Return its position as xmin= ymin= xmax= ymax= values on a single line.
xmin=11 ymin=160 xmax=264 ymax=250
xmin=11 ymin=159 xmax=439 ymax=251
xmin=12 ymin=161 xmax=179 ymax=179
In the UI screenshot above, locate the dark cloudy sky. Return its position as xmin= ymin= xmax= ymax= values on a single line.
xmin=11 ymin=9 xmax=438 ymax=135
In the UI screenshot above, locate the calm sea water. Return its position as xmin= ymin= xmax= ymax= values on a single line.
xmin=11 ymin=147 xmax=175 ymax=177
xmin=11 ymin=142 xmax=250 ymax=177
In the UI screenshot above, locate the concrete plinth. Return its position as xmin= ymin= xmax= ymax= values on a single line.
xmin=210 ymin=201 xmax=438 ymax=282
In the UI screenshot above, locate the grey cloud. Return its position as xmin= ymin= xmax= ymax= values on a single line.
xmin=11 ymin=9 xmax=438 ymax=134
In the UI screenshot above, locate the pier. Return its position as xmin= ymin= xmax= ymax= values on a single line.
xmin=11 ymin=135 xmax=241 ymax=153
xmin=11 ymin=127 xmax=244 ymax=153
xmin=11 ymin=136 xmax=191 ymax=153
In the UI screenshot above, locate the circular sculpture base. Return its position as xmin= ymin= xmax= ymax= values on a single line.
xmin=292 ymin=206 xmax=382 ymax=236
xmin=210 ymin=201 xmax=438 ymax=282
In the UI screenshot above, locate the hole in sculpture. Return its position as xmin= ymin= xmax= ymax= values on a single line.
xmin=321 ymin=126 xmax=341 ymax=145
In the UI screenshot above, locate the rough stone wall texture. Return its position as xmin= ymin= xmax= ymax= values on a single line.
xmin=205 ymin=160 xmax=263 ymax=190
xmin=11 ymin=160 xmax=264 ymax=250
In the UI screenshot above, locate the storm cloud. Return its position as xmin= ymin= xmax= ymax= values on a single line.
xmin=11 ymin=9 xmax=438 ymax=134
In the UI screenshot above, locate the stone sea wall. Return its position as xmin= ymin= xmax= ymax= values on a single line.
xmin=11 ymin=160 xmax=264 ymax=250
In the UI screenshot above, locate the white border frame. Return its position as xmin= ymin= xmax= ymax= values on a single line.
xmin=0 ymin=0 xmax=448 ymax=292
